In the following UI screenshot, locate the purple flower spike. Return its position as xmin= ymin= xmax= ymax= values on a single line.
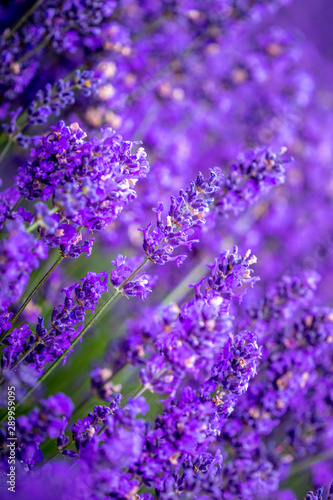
xmin=110 ymin=253 xmax=157 ymax=300
xmin=141 ymin=169 xmax=222 ymax=266
xmin=0 ymin=393 xmax=73 ymax=470
xmin=15 ymin=121 xmax=149 ymax=231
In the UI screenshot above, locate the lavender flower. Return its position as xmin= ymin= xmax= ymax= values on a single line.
xmin=2 ymin=70 xmax=102 ymax=148
xmin=0 ymin=0 xmax=116 ymax=100
xmin=215 ymin=272 xmax=333 ymax=498
xmin=1 ymin=1 xmax=333 ymax=498
xmin=141 ymin=169 xmax=222 ymax=266
xmin=112 ymin=247 xmax=261 ymax=398
xmin=28 ymin=70 xmax=101 ymax=121
xmin=1 ymin=324 xmax=32 ymax=371
xmin=0 ymin=393 xmax=73 ymax=470
xmin=110 ymin=253 xmax=157 ymax=300
xmin=1 ymin=271 xmax=108 ymax=380
xmin=305 ymin=483 xmax=333 ymax=500
xmin=15 ymin=121 xmax=149 ymax=231
xmin=212 ymin=147 xmax=289 ymax=219
xmin=0 ymin=217 xmax=47 ymax=311
xmin=0 ymin=121 xmax=149 ymax=312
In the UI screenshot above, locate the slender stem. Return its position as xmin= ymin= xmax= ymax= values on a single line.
xmin=27 ymin=207 xmax=59 ymax=233
xmin=131 ymin=385 xmax=147 ymax=399
xmin=3 ymin=0 xmax=45 ymax=40
xmin=17 ymin=35 xmax=51 ymax=65
xmin=41 ymin=438 xmax=76 ymax=467
xmin=0 ymin=254 xmax=65 ymax=342
xmin=44 ymin=364 xmax=131 ymax=465
xmin=1 ymin=304 xmax=80 ymax=380
xmin=0 ymin=339 xmax=41 ymax=385
xmin=289 ymin=448 xmax=333 ymax=477
xmin=1 ymin=258 xmax=149 ymax=419
xmin=162 ymin=256 xmax=210 ymax=305
xmin=71 ymin=395 xmax=92 ymax=418
xmin=11 ymin=253 xmax=64 ymax=325
xmin=1 ymin=339 xmax=43 ymax=381
xmin=96 ymin=367 xmax=166 ymax=439
xmin=72 ymin=363 xmax=130 ymax=419
xmin=9 ymin=196 xmax=23 ymax=214
xmin=42 ymin=362 xmax=164 ymax=465
xmin=16 ymin=25 xmax=71 ymax=65
xmin=0 ymin=140 xmax=12 ymax=166
xmin=125 ymin=368 xmax=167 ymax=403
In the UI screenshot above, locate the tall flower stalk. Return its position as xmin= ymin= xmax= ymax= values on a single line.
xmin=1 ymin=1 xmax=333 ymax=499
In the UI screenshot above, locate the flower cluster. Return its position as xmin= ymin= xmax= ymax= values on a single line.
xmin=0 ymin=0 xmax=115 ymax=100
xmin=1 ymin=0 xmax=333 ymax=499
xmin=305 ymin=484 xmax=333 ymax=500
xmin=1 ymin=271 xmax=109 ymax=393
xmin=216 ymin=272 xmax=333 ymax=498
xmin=27 ymin=71 xmax=101 ymax=125
xmin=0 ymin=393 xmax=73 ymax=470
xmin=213 ymin=147 xmax=289 ymax=219
xmin=0 ymin=217 xmax=48 ymax=311
xmin=15 ymin=121 xmax=149 ymax=231
xmin=106 ymin=247 xmax=260 ymax=400
xmin=2 ymin=70 xmax=102 ymax=149
xmin=110 ymin=253 xmax=157 ymax=300
xmin=0 ymin=121 xmax=148 ymax=311
xmin=141 ymin=169 xmax=222 ymax=266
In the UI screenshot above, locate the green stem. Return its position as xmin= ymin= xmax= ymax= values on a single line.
xmin=43 ymin=364 xmax=131 ymax=465
xmin=1 ymin=258 xmax=149 ymax=419
xmin=17 ymin=35 xmax=52 ymax=65
xmin=3 ymin=0 xmax=45 ymax=40
xmin=289 ymin=448 xmax=333 ymax=477
xmin=27 ymin=207 xmax=59 ymax=233
xmin=131 ymin=385 xmax=147 ymax=399
xmin=162 ymin=255 xmax=210 ymax=305
xmin=96 ymin=367 xmax=166 ymax=439
xmin=41 ymin=438 xmax=76 ymax=467
xmin=0 ymin=140 xmax=12 ymax=166
xmin=0 ymin=340 xmax=41 ymax=384
xmin=10 ymin=196 xmax=23 ymax=214
xmin=0 ymin=253 xmax=65 ymax=342
xmin=124 ymin=367 xmax=167 ymax=404
xmin=16 ymin=25 xmax=72 ymax=65
xmin=72 ymin=363 xmax=130 ymax=419
xmin=2 ymin=305 xmax=80 ymax=381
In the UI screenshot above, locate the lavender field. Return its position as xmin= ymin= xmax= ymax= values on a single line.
xmin=0 ymin=1 xmax=333 ymax=499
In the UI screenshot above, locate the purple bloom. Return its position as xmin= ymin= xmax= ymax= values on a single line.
xmin=15 ymin=122 xmax=149 ymax=231
xmin=0 ymin=311 xmax=13 ymax=335
xmin=1 ymin=324 xmax=32 ymax=370
xmin=2 ymin=271 xmax=109 ymax=387
xmin=90 ymin=367 xmax=121 ymax=402
xmin=1 ymin=1 xmax=333 ymax=498
xmin=0 ymin=393 xmax=73 ymax=470
xmin=141 ymin=169 xmax=222 ymax=266
xmin=115 ymin=247 xmax=262 ymax=397
xmin=0 ymin=0 xmax=116 ymax=100
xmin=213 ymin=147 xmax=289 ymax=219
xmin=26 ymin=71 xmax=102 ymax=128
xmin=305 ymin=483 xmax=333 ymax=500
xmin=110 ymin=253 xmax=157 ymax=300
xmin=0 ymin=218 xmax=48 ymax=311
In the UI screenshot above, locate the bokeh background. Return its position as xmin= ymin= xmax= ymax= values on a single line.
xmin=1 ymin=0 xmax=333 ymax=497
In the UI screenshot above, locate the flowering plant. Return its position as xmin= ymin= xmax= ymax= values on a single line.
xmin=0 ymin=1 xmax=333 ymax=499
